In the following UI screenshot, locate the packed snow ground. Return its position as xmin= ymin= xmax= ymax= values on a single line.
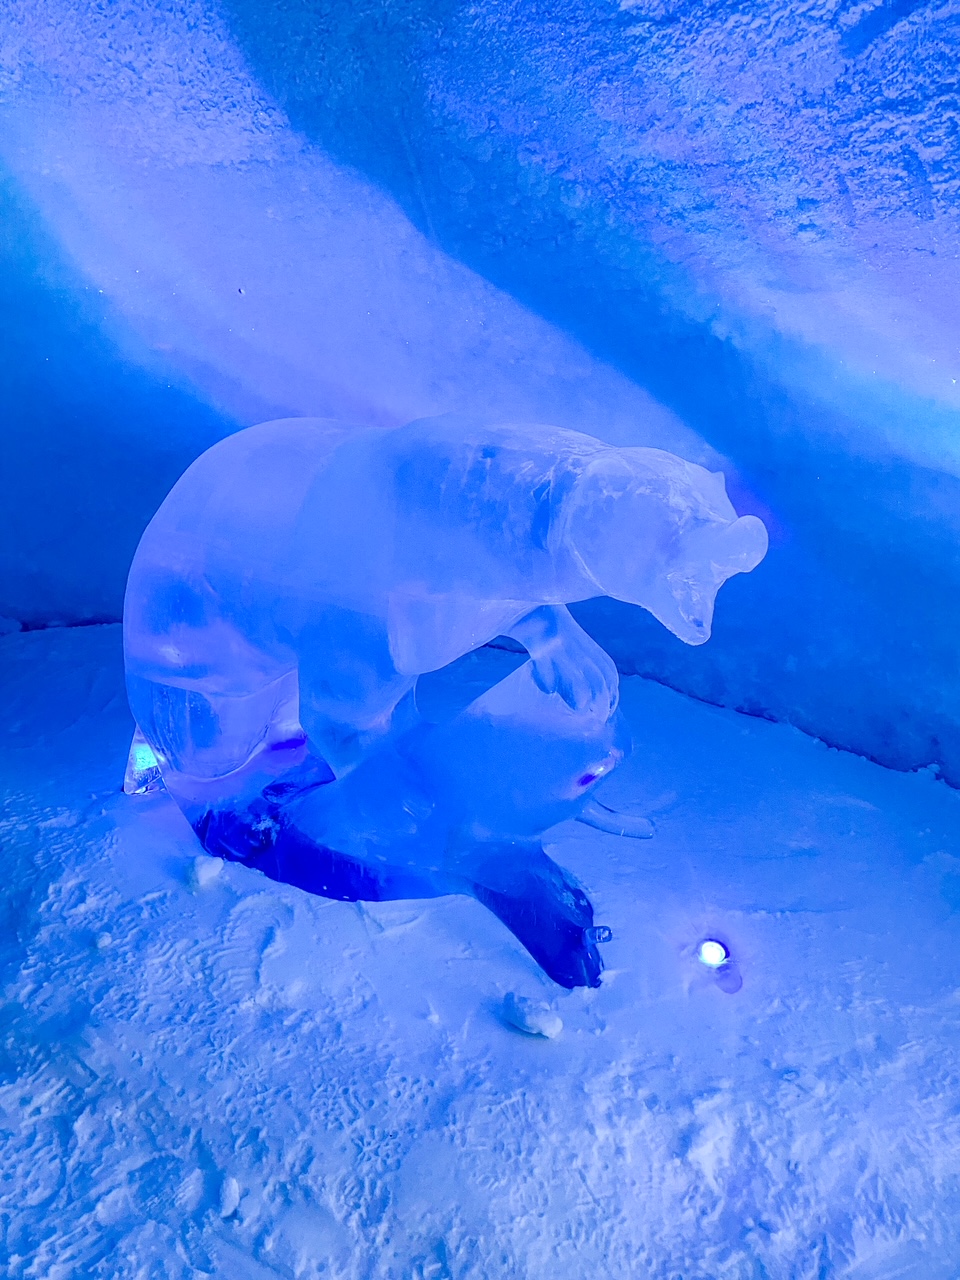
xmin=3 ymin=624 xmax=960 ymax=1279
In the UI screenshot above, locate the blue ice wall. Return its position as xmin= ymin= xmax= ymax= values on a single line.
xmin=1 ymin=0 xmax=959 ymax=780
xmin=0 ymin=169 xmax=233 ymax=627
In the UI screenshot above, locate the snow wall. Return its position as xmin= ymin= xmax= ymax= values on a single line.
xmin=1 ymin=0 xmax=959 ymax=782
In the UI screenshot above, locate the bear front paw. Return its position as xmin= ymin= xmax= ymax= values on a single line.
xmin=530 ymin=648 xmax=619 ymax=718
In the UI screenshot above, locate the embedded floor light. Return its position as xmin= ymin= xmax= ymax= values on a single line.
xmin=698 ymin=938 xmax=729 ymax=968
xmin=697 ymin=936 xmax=743 ymax=994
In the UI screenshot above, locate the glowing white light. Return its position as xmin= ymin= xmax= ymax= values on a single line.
xmin=698 ymin=939 xmax=729 ymax=968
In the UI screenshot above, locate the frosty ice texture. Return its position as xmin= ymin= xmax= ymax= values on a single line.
xmin=123 ymin=416 xmax=767 ymax=987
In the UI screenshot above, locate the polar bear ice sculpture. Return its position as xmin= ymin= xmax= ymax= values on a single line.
xmin=123 ymin=416 xmax=767 ymax=987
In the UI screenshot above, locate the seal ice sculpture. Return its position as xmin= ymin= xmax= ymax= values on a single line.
xmin=123 ymin=416 xmax=767 ymax=987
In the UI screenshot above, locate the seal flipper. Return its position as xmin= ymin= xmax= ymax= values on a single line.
xmin=463 ymin=844 xmax=605 ymax=989
xmin=577 ymin=799 xmax=654 ymax=839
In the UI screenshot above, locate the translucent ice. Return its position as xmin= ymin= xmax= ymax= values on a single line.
xmin=123 ymin=416 xmax=766 ymax=987
xmin=123 ymin=725 xmax=165 ymax=796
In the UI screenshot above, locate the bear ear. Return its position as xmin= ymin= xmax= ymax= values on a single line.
xmin=717 ymin=515 xmax=768 ymax=575
xmin=681 ymin=514 xmax=768 ymax=581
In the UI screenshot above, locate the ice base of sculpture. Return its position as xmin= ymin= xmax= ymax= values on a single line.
xmin=139 ymin=652 xmax=626 ymax=988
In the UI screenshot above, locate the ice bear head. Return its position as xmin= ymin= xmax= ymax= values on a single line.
xmin=566 ymin=447 xmax=768 ymax=646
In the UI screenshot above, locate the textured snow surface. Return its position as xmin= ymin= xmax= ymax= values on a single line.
xmin=4 ymin=624 xmax=960 ymax=1279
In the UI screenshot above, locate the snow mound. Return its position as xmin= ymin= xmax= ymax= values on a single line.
xmin=502 ymin=994 xmax=563 ymax=1040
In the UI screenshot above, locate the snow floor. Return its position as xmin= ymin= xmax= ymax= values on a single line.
xmin=3 ymin=624 xmax=960 ymax=1280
